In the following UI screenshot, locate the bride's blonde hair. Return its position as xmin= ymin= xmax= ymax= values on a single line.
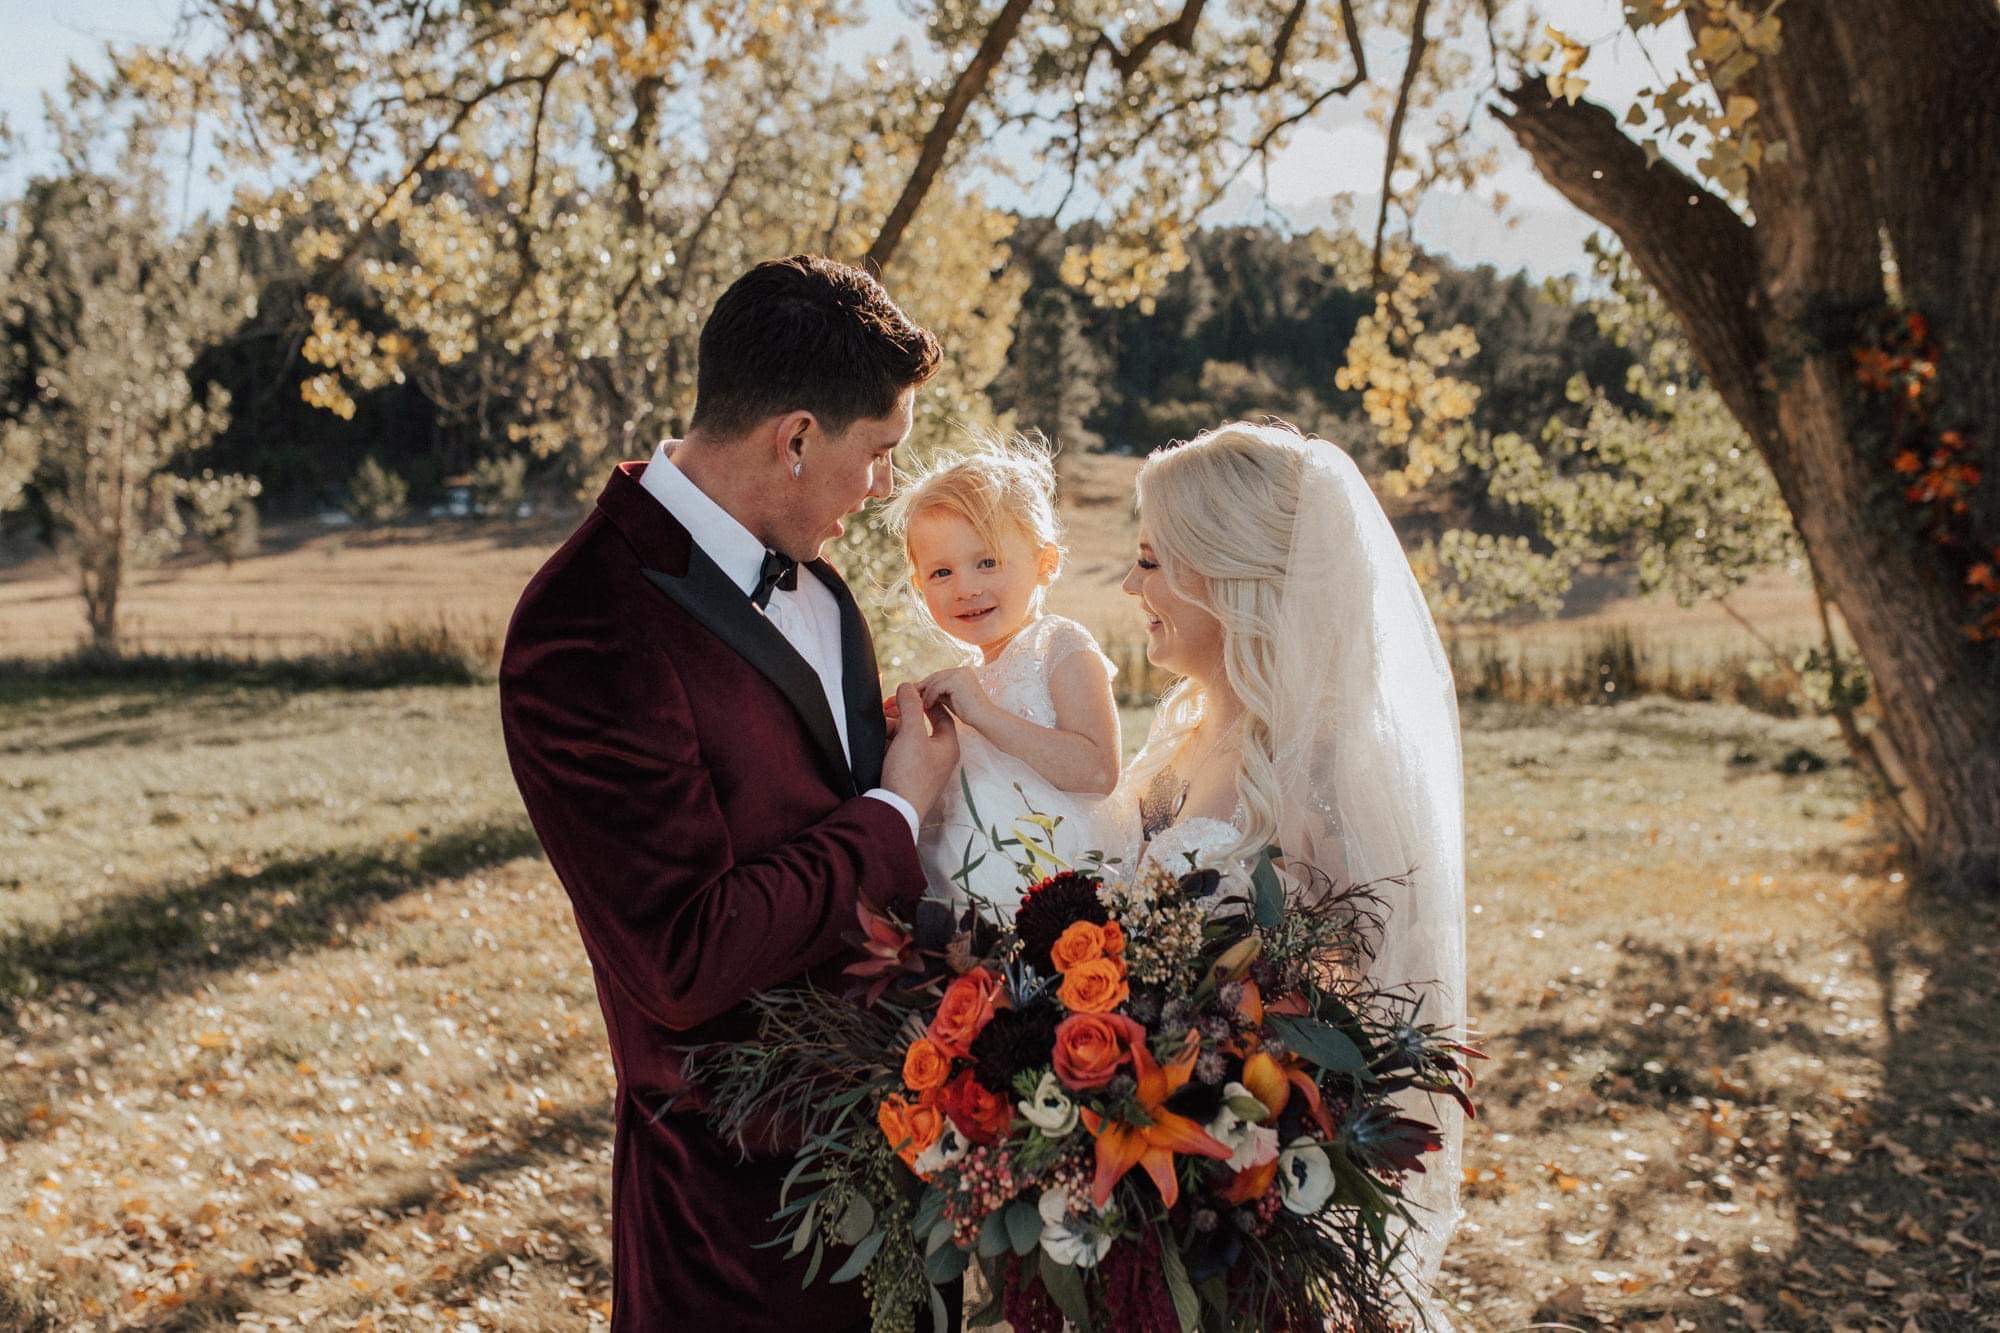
xmin=1132 ymin=420 xmax=1311 ymax=864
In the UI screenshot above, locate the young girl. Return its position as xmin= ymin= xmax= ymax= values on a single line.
xmin=886 ymin=436 xmax=1122 ymax=915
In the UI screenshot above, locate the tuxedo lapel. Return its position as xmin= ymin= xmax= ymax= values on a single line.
xmin=808 ymin=560 xmax=888 ymax=793
xmin=642 ymin=547 xmax=856 ymax=800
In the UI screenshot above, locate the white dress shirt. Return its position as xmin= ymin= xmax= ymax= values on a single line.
xmin=638 ymin=442 xmax=918 ymax=841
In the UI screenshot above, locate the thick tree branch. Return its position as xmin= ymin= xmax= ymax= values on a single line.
xmin=864 ymin=0 xmax=1037 ymax=272
xmin=1088 ymin=0 xmax=1211 ymax=80
xmin=315 ymin=65 xmax=554 ymax=290
xmin=1493 ymin=82 xmax=1776 ymax=449
xmin=1371 ymin=0 xmax=1432 ymax=287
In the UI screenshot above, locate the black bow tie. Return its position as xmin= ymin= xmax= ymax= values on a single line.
xmin=750 ymin=550 xmax=799 ymax=610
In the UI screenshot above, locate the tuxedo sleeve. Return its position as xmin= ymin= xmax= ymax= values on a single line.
xmin=500 ymin=624 xmax=926 ymax=1033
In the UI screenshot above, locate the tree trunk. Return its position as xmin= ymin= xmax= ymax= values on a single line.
xmin=1495 ymin=0 xmax=2000 ymax=892
xmin=81 ymin=546 xmax=120 ymax=656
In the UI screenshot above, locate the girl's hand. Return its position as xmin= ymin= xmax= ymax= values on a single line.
xmin=919 ymin=667 xmax=994 ymax=728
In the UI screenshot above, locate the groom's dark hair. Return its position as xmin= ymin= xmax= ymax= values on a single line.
xmin=690 ymin=255 xmax=941 ymax=440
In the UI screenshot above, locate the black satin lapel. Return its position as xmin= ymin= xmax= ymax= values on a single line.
xmin=642 ymin=554 xmax=855 ymax=798
xmin=809 ymin=560 xmax=888 ymax=793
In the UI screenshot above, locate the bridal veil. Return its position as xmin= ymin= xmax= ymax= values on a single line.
xmin=1268 ymin=432 xmax=1467 ymax=1310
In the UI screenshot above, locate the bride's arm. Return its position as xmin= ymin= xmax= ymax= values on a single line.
xmin=920 ymin=652 xmax=1121 ymax=796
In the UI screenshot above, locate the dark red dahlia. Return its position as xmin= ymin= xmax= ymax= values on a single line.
xmin=969 ymin=1002 xmax=1063 ymax=1096
xmin=1014 ymin=870 xmax=1108 ymax=974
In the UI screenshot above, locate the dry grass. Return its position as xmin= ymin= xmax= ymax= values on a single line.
xmin=2 ymin=679 xmax=1993 ymax=1330
xmin=0 ymin=452 xmax=1822 ymax=675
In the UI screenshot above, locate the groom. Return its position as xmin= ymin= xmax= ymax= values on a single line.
xmin=500 ymin=256 xmax=962 ymax=1330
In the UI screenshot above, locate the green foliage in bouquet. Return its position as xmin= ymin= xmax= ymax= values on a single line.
xmin=681 ymin=823 xmax=1479 ymax=1332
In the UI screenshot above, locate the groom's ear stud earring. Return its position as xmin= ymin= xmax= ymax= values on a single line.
xmin=792 ymin=461 xmax=804 ymax=478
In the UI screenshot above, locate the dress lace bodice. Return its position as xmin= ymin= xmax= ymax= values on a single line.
xmin=920 ymin=616 xmax=1119 ymax=915
xmin=972 ymin=614 xmax=1114 ymax=728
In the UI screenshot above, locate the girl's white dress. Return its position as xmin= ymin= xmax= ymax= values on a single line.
xmin=918 ymin=615 xmax=1120 ymax=918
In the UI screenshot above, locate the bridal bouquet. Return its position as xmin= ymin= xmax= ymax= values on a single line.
xmin=683 ymin=849 xmax=1478 ymax=1332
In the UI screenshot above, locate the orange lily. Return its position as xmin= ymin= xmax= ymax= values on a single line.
xmin=1081 ymin=1025 xmax=1233 ymax=1209
xmin=1241 ymin=1049 xmax=1336 ymax=1140
xmin=1219 ymin=1157 xmax=1278 ymax=1205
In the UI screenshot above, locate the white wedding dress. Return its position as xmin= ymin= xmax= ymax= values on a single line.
xmin=1105 ymin=431 xmax=1466 ymax=1330
xmin=919 ymin=615 xmax=1122 ymax=918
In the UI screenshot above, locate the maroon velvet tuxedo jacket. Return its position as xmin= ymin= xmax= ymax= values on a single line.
xmin=500 ymin=463 xmax=925 ymax=1331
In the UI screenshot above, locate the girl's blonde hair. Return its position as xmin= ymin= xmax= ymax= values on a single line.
xmin=1130 ymin=420 xmax=1310 ymax=865
xmin=885 ymin=432 xmax=1067 ymax=630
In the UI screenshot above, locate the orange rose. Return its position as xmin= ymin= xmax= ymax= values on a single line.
xmin=939 ymin=1070 xmax=1014 ymax=1145
xmin=1100 ymin=920 xmax=1125 ymax=955
xmin=1053 ymin=1012 xmax=1141 ymax=1090
xmin=1049 ymin=920 xmax=1109 ymax=973
xmin=927 ymin=967 xmax=1003 ymax=1057
xmin=877 ymin=1092 xmax=944 ymax=1168
xmin=901 ymin=1037 xmax=952 ymax=1093
xmin=1057 ymin=957 xmax=1130 ymax=1014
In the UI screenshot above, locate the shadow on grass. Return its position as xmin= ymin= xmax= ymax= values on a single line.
xmin=0 ymin=816 xmax=541 ymax=1029
xmin=130 ymin=1107 xmax=612 ymax=1333
xmin=1726 ymin=898 xmax=2000 ymax=1328
xmin=0 ymin=623 xmax=497 ymax=710
xmin=1467 ymin=904 xmax=2000 ymax=1329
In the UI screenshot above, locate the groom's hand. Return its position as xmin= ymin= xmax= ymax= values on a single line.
xmin=881 ymin=682 xmax=959 ymax=818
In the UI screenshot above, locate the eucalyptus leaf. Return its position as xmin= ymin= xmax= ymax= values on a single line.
xmin=925 ymin=1239 xmax=970 ymax=1284
xmin=1004 ymin=1199 xmax=1042 ymax=1256
xmin=1157 ymin=1230 xmax=1201 ymax=1333
xmin=977 ymin=1210 xmax=1012 ymax=1258
xmin=827 ymin=1229 xmax=884 ymax=1284
xmin=778 ymin=1155 xmax=820 ymax=1209
xmin=1037 ymin=1252 xmax=1094 ymax=1333
xmin=832 ymin=1193 xmax=876 ymax=1246
xmin=1268 ymin=1013 xmax=1366 ymax=1075
xmin=787 ymin=1198 xmax=819 ymax=1258
xmin=800 ymin=1237 xmax=826 ymax=1289
xmin=911 ymin=1186 xmax=946 ymax=1238
xmin=1251 ymin=848 xmax=1284 ymax=929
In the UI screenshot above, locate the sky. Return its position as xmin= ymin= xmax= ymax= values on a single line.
xmin=0 ymin=0 xmax=1693 ymax=279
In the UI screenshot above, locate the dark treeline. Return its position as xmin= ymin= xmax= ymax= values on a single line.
xmin=8 ymin=206 xmax=1633 ymax=519
xmin=991 ymin=219 xmax=1634 ymax=527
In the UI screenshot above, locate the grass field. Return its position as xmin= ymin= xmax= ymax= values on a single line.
xmin=0 ymin=453 xmax=1827 ymax=669
xmin=2 ymin=674 xmax=1993 ymax=1331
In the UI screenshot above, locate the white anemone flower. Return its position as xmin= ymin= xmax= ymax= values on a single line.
xmin=1018 ymin=1071 xmax=1079 ymax=1138
xmin=1277 ymin=1136 xmax=1335 ymax=1215
xmin=1037 ymin=1187 xmax=1113 ymax=1268
xmin=1205 ymin=1082 xmax=1282 ymax=1172
xmin=912 ymin=1123 xmax=968 ymax=1177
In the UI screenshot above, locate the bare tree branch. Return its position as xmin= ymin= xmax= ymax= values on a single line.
xmin=1087 ymin=0 xmax=1211 ymax=80
xmin=864 ymin=0 xmax=1037 ymax=272
xmin=1371 ymin=0 xmax=1433 ymax=288
xmin=1493 ymin=82 xmax=1775 ymax=448
xmin=315 ymin=65 xmax=556 ymax=291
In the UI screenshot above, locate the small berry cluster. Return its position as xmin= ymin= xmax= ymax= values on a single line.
xmin=940 ymin=1143 xmax=1020 ymax=1248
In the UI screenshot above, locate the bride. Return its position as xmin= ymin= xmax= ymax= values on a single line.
xmin=1115 ymin=420 xmax=1468 ymax=1326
